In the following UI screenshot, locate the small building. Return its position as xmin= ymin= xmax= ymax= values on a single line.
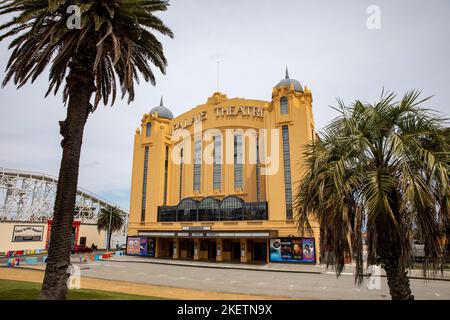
xmin=0 ymin=220 xmax=107 ymax=254
xmin=127 ymin=70 xmax=320 ymax=264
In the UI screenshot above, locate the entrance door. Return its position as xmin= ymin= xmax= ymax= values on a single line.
xmin=168 ymin=240 xmax=173 ymax=258
xmin=253 ymin=240 xmax=268 ymax=262
xmin=232 ymin=241 xmax=240 ymax=260
xmin=187 ymin=240 xmax=194 ymax=259
xmin=209 ymin=240 xmax=216 ymax=260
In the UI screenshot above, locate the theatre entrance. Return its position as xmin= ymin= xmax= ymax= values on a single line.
xmin=252 ymin=240 xmax=268 ymax=262
xmin=232 ymin=240 xmax=240 ymax=261
xmin=180 ymin=239 xmax=194 ymax=260
xmin=208 ymin=240 xmax=216 ymax=260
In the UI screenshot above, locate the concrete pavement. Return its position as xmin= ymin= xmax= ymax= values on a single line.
xmin=106 ymin=255 xmax=450 ymax=280
xmin=67 ymin=258 xmax=450 ymax=300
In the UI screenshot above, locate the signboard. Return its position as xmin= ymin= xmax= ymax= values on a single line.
xmin=12 ymin=225 xmax=44 ymax=242
xmin=126 ymin=237 xmax=141 ymax=255
xmin=269 ymin=237 xmax=316 ymax=263
xmin=181 ymin=226 xmax=211 ymax=231
xmin=126 ymin=236 xmax=155 ymax=257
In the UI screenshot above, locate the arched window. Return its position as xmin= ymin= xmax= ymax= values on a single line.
xmin=280 ymin=97 xmax=288 ymax=114
xmin=220 ymin=196 xmax=244 ymax=221
xmin=177 ymin=198 xmax=198 ymax=221
xmin=198 ymin=197 xmax=220 ymax=221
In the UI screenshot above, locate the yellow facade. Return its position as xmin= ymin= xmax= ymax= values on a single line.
xmin=128 ymin=71 xmax=320 ymax=263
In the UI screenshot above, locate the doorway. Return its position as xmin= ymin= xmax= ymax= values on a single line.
xmin=231 ymin=241 xmax=240 ymax=260
xmin=208 ymin=240 xmax=216 ymax=260
xmin=253 ymin=240 xmax=268 ymax=262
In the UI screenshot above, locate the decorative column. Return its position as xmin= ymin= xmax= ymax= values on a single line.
xmin=216 ymin=239 xmax=223 ymax=262
xmin=193 ymin=239 xmax=200 ymax=260
xmin=155 ymin=238 xmax=161 ymax=258
xmin=173 ymin=238 xmax=180 ymax=259
xmin=240 ymin=238 xmax=248 ymax=263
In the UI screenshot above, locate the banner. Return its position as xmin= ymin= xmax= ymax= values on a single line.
xmin=126 ymin=237 xmax=141 ymax=255
xmin=270 ymin=237 xmax=316 ymax=263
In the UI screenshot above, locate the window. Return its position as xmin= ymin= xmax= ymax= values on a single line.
xmin=163 ymin=145 xmax=169 ymax=205
xmin=282 ymin=125 xmax=293 ymax=219
xmin=193 ymin=139 xmax=201 ymax=192
xmin=234 ymin=134 xmax=243 ymax=189
xmin=221 ymin=196 xmax=244 ymax=221
xmin=141 ymin=146 xmax=149 ymax=222
xmin=213 ymin=136 xmax=222 ymax=191
xmin=256 ymin=137 xmax=261 ymax=201
xmin=198 ymin=197 xmax=220 ymax=221
xmin=146 ymin=122 xmax=151 ymax=137
xmin=177 ymin=198 xmax=198 ymax=221
xmin=179 ymin=148 xmax=183 ymax=201
xmin=280 ymin=97 xmax=288 ymax=114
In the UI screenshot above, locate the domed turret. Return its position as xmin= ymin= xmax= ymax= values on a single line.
xmin=149 ymin=96 xmax=174 ymax=120
xmin=275 ymin=68 xmax=303 ymax=92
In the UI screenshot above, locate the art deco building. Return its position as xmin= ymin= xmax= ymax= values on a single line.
xmin=127 ymin=70 xmax=319 ymax=263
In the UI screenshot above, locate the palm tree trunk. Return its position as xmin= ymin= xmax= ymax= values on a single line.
xmin=39 ymin=45 xmax=96 ymax=300
xmin=383 ymin=259 xmax=414 ymax=300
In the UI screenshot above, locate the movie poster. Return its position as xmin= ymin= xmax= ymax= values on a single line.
xmin=280 ymin=239 xmax=293 ymax=259
xmin=301 ymin=238 xmax=315 ymax=262
xmin=291 ymin=239 xmax=303 ymax=260
xmin=269 ymin=237 xmax=316 ymax=263
xmin=126 ymin=237 xmax=141 ymax=255
xmin=140 ymin=237 xmax=148 ymax=255
xmin=269 ymin=239 xmax=282 ymax=261
xmin=147 ymin=238 xmax=155 ymax=257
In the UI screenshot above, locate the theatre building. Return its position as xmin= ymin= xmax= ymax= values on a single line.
xmin=127 ymin=70 xmax=320 ymax=264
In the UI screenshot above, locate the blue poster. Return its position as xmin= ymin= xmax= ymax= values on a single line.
xmin=139 ymin=237 xmax=148 ymax=255
xmin=270 ymin=237 xmax=315 ymax=263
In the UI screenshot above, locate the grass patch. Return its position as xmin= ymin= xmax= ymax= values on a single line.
xmin=0 ymin=279 xmax=163 ymax=300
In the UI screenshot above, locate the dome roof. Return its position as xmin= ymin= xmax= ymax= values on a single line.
xmin=149 ymin=96 xmax=174 ymax=120
xmin=275 ymin=68 xmax=303 ymax=92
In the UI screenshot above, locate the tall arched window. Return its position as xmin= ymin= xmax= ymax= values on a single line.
xmin=193 ymin=139 xmax=201 ymax=192
xmin=220 ymin=196 xmax=244 ymax=221
xmin=280 ymin=97 xmax=288 ymax=114
xmin=179 ymin=148 xmax=183 ymax=201
xmin=213 ymin=135 xmax=222 ymax=191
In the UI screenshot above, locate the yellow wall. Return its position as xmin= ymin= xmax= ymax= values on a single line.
xmin=128 ymin=80 xmax=320 ymax=254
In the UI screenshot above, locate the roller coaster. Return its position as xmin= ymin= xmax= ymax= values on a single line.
xmin=0 ymin=167 xmax=128 ymax=224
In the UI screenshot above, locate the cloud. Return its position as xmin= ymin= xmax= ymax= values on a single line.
xmin=0 ymin=0 xmax=449 ymax=210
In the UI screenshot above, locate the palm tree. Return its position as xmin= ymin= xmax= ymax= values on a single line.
xmin=97 ymin=206 xmax=124 ymax=251
xmin=296 ymin=90 xmax=449 ymax=300
xmin=0 ymin=0 xmax=173 ymax=299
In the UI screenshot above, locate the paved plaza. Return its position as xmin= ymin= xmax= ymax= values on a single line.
xmin=68 ymin=257 xmax=450 ymax=300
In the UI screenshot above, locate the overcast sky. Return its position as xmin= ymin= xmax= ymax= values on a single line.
xmin=0 ymin=0 xmax=449 ymax=210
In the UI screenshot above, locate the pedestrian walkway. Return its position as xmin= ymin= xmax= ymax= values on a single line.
xmin=107 ymin=255 xmax=450 ymax=280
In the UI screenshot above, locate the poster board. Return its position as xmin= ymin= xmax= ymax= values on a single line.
xmin=270 ymin=237 xmax=316 ymax=263
xmin=12 ymin=225 xmax=44 ymax=242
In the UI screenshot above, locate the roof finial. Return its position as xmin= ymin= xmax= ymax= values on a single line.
xmin=285 ymin=67 xmax=289 ymax=79
xmin=160 ymin=95 xmax=163 ymax=106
